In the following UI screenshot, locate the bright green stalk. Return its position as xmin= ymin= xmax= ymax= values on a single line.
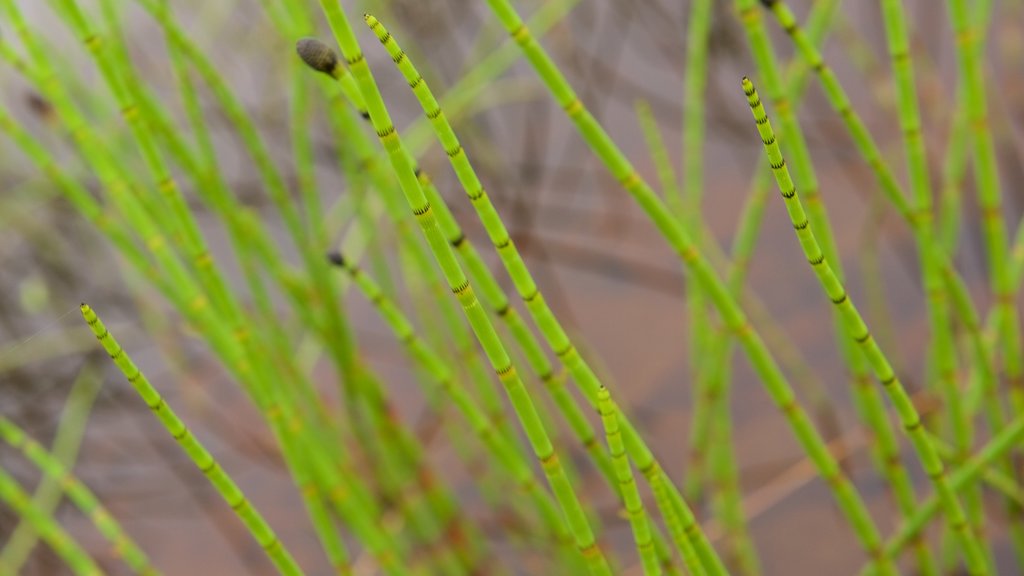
xmin=414 ymin=174 xmax=679 ymax=575
xmin=755 ymin=0 xmax=995 ymax=322
xmin=403 ymin=0 xmax=584 ymax=157
xmin=689 ymin=10 xmax=841 ymax=572
xmin=81 ymin=304 xmax=304 ymax=576
xmin=132 ymin=0 xmax=367 ymax=418
xmin=866 ymin=413 xmax=1024 ymax=571
xmin=938 ymin=87 xmax=970 ymax=254
xmin=877 ymin=0 xmax=973 ymax=571
xmin=478 ymin=1 xmax=892 ymax=569
xmin=706 ymin=362 xmax=758 ymax=576
xmin=287 ymin=41 xmax=468 ymax=576
xmin=743 ymin=76 xmax=987 ymax=575
xmin=0 ymin=373 xmax=102 ymax=568
xmin=361 ymin=12 xmax=717 ymax=574
xmin=681 ymin=0 xmax=713 ymax=505
xmin=634 ymin=98 xmax=756 ymax=574
xmin=315 ymin=5 xmax=610 ymax=573
xmin=0 ymin=467 xmax=102 ymax=576
xmin=310 ymin=75 xmax=525 ymax=552
xmin=0 ymin=369 xmax=111 ymax=574
xmin=321 ymin=79 xmax=512 ymax=444
xmin=47 ymin=3 xmax=251 ymax=357
xmin=360 ymin=11 xmax=663 ymax=561
xmin=634 ymin=100 xmax=682 ymax=213
xmin=929 ymin=433 xmax=1024 ymax=506
xmin=297 ymin=40 xmax=610 ymax=528
xmin=597 ymin=387 xmax=661 ymax=576
xmin=733 ymin=7 xmax=917 ymax=545
xmin=146 ymin=30 xmax=349 ymax=546
xmin=0 ymin=9 xmax=400 ymax=569
xmin=757 ymin=0 xmax=999 ymax=476
xmin=946 ymin=0 xmax=1020 ymax=420
xmin=769 ymin=0 xmax=1020 ymax=559
xmin=330 ymin=252 xmax=588 ymax=569
xmin=295 ymin=38 xmax=513 ymax=454
xmin=0 ymin=99 xmax=161 ymax=298
xmin=0 ymin=416 xmax=156 ymax=575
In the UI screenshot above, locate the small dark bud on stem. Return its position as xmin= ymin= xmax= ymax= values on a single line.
xmin=326 ymin=251 xmax=346 ymax=267
xmin=296 ymin=38 xmax=338 ymax=75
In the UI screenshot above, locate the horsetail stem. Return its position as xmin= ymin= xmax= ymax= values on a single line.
xmin=946 ymin=0 xmax=1024 ymax=432
xmin=743 ymin=76 xmax=988 ymax=575
xmin=314 ymin=5 xmax=611 ymax=573
xmin=0 ymin=417 xmax=157 ymax=574
xmin=597 ymin=388 xmax=662 ymax=576
xmin=877 ymin=0 xmax=986 ymax=569
xmin=80 ymin=304 xmax=305 ymax=576
xmin=296 ymin=38 xmax=517 ymax=457
xmin=360 ymin=13 xmax=719 ymax=573
xmin=296 ymin=39 xmax=617 ymax=522
xmin=295 ymin=47 xmax=522 ymax=563
xmin=286 ymin=20 xmax=481 ymax=561
xmin=0 ymin=468 xmax=102 ymax=576
xmin=681 ymin=0 xmax=714 ymax=508
xmin=297 ymin=44 xmax=669 ymax=570
xmin=756 ymin=0 xmax=999 ymax=466
xmin=868 ymin=413 xmax=1024 ymax=572
xmin=328 ymin=251 xmax=585 ymax=564
xmin=472 ymin=2 xmax=906 ymax=571
xmin=0 ymin=18 xmax=355 ymax=565
xmin=731 ymin=9 xmax=917 ymax=546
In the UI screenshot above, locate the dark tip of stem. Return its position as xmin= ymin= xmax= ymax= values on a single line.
xmin=759 ymin=0 xmax=777 ymax=7
xmin=296 ymin=38 xmax=338 ymax=75
xmin=360 ymin=110 xmax=371 ymax=120
xmin=326 ymin=251 xmax=345 ymax=267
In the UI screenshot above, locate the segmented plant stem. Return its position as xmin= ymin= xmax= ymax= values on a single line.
xmin=330 ymin=253 xmax=588 ymax=568
xmin=743 ymin=77 xmax=988 ymax=576
xmin=315 ymin=4 xmax=611 ymax=573
xmin=877 ymin=0 xmax=986 ymax=570
xmin=868 ymin=413 xmax=1024 ymax=571
xmin=597 ymin=388 xmax=662 ymax=576
xmin=681 ymin=0 xmax=714 ymax=507
xmin=80 ymin=304 xmax=304 ymax=576
xmin=478 ymin=1 xmax=895 ymax=570
xmin=946 ymin=0 xmax=1021 ymax=417
xmin=0 ymin=468 xmax=101 ymax=576
xmin=0 ymin=417 xmax=157 ymax=575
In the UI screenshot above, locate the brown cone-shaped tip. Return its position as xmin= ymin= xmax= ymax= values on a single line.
xmin=326 ymin=251 xmax=345 ymax=267
xmin=296 ymin=38 xmax=338 ymax=75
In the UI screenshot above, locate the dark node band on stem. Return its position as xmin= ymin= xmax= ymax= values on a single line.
xmin=295 ymin=38 xmax=338 ymax=75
